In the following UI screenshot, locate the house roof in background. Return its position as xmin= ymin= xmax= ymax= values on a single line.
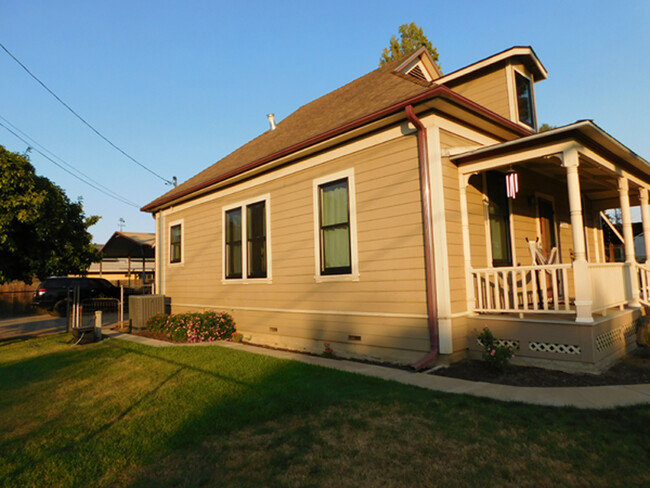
xmin=100 ymin=231 xmax=155 ymax=258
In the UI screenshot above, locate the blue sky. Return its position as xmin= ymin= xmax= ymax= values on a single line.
xmin=2 ymin=0 xmax=649 ymax=243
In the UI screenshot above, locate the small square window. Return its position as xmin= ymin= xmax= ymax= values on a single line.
xmin=170 ymin=224 xmax=182 ymax=264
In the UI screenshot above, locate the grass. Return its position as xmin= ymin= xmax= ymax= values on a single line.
xmin=0 ymin=335 xmax=649 ymax=488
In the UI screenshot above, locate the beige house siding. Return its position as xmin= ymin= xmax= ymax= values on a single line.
xmin=439 ymin=128 xmax=491 ymax=353
xmin=159 ymin=133 xmax=431 ymax=363
xmin=447 ymin=66 xmax=510 ymax=120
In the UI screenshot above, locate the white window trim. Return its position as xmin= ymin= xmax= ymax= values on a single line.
xmin=168 ymin=218 xmax=184 ymax=266
xmin=221 ymin=193 xmax=272 ymax=284
xmin=507 ymin=64 xmax=538 ymax=131
xmin=312 ymin=168 xmax=359 ymax=282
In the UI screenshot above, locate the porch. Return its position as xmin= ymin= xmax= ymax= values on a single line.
xmin=450 ymin=121 xmax=650 ymax=371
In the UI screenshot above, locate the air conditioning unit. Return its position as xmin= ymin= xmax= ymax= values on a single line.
xmin=129 ymin=295 xmax=170 ymax=329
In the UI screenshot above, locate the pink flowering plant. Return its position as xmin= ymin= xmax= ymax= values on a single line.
xmin=477 ymin=326 xmax=516 ymax=371
xmin=322 ymin=342 xmax=334 ymax=358
xmin=146 ymin=311 xmax=236 ymax=343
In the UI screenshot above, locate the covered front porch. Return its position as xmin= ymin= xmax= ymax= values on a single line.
xmin=451 ymin=121 xmax=650 ymax=371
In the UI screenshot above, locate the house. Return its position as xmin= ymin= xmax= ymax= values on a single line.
xmin=143 ymin=46 xmax=650 ymax=372
xmin=86 ymin=232 xmax=155 ymax=288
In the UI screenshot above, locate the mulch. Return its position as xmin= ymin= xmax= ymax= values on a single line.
xmin=432 ymin=346 xmax=650 ymax=387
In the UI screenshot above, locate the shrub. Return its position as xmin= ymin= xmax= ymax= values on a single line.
xmin=146 ymin=313 xmax=169 ymax=333
xmin=322 ymin=342 xmax=334 ymax=358
xmin=477 ymin=327 xmax=516 ymax=371
xmin=145 ymin=311 xmax=236 ymax=343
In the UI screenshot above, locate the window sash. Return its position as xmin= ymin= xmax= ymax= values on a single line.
xmin=319 ymin=178 xmax=351 ymax=275
xmin=225 ymin=208 xmax=242 ymax=279
xmin=515 ymin=72 xmax=535 ymax=127
xmin=170 ymin=224 xmax=181 ymax=263
xmin=246 ymin=201 xmax=267 ymax=278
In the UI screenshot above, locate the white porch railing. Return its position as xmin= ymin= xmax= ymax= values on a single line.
xmin=637 ymin=262 xmax=650 ymax=305
xmin=589 ymin=263 xmax=630 ymax=313
xmin=472 ymin=264 xmax=572 ymax=315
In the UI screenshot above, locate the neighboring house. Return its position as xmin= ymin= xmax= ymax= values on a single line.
xmin=143 ymin=46 xmax=650 ymax=372
xmin=86 ymin=232 xmax=155 ymax=287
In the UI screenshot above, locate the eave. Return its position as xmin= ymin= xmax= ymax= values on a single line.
xmin=142 ymin=86 xmax=531 ymax=213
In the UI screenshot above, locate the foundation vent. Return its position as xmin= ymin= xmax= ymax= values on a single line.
xmin=623 ymin=322 xmax=636 ymax=338
xmin=529 ymin=342 xmax=581 ymax=355
xmin=596 ymin=327 xmax=627 ymax=352
xmin=477 ymin=338 xmax=519 ymax=350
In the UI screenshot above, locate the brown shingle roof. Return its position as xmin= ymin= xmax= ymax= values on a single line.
xmin=142 ymin=54 xmax=435 ymax=211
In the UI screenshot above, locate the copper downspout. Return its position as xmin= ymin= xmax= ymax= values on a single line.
xmin=405 ymin=105 xmax=440 ymax=370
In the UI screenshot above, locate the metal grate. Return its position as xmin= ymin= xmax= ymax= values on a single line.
xmin=529 ymin=342 xmax=581 ymax=355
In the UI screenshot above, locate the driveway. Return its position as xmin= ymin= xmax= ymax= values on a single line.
xmin=0 ymin=311 xmax=127 ymax=341
xmin=0 ymin=314 xmax=68 ymax=341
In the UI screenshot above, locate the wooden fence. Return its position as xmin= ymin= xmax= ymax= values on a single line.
xmin=0 ymin=281 xmax=37 ymax=317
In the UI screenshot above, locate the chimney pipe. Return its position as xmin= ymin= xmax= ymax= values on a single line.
xmin=267 ymin=113 xmax=277 ymax=131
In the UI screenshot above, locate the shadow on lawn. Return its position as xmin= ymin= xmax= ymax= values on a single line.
xmin=112 ymin=342 xmax=393 ymax=487
xmin=0 ymin=337 xmax=392 ymax=487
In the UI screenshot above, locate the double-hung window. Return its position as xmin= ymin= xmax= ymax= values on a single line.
xmin=314 ymin=169 xmax=358 ymax=280
xmin=319 ymin=178 xmax=351 ymax=274
xmin=169 ymin=223 xmax=182 ymax=264
xmin=224 ymin=196 xmax=269 ymax=281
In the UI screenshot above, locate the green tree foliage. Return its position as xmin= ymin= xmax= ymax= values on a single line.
xmin=538 ymin=123 xmax=556 ymax=132
xmin=379 ymin=22 xmax=441 ymax=72
xmin=0 ymin=145 xmax=100 ymax=284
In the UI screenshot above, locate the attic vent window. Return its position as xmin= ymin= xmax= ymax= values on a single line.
xmin=407 ymin=65 xmax=428 ymax=82
xmin=515 ymin=72 xmax=535 ymax=128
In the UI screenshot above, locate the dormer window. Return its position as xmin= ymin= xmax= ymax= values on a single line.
xmin=515 ymin=71 xmax=535 ymax=128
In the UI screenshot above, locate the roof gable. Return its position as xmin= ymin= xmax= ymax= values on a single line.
xmin=392 ymin=46 xmax=443 ymax=82
xmin=437 ymin=46 xmax=547 ymax=85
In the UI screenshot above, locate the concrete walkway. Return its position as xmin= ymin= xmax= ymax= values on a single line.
xmin=102 ymin=329 xmax=650 ymax=410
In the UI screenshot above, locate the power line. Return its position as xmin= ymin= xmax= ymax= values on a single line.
xmin=0 ymin=115 xmax=141 ymax=207
xmin=0 ymin=118 xmax=141 ymax=208
xmin=0 ymin=41 xmax=173 ymax=185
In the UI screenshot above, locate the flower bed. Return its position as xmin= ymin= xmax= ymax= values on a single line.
xmin=145 ymin=311 xmax=236 ymax=343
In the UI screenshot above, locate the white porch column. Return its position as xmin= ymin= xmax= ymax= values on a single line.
xmin=619 ymin=177 xmax=641 ymax=307
xmin=563 ymin=147 xmax=593 ymax=323
xmin=458 ymin=172 xmax=475 ymax=314
xmin=639 ymin=187 xmax=650 ymax=260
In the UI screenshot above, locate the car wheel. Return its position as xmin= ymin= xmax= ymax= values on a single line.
xmin=53 ymin=300 xmax=68 ymax=317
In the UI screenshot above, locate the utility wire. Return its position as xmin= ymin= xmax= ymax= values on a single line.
xmin=0 ymin=41 xmax=173 ymax=185
xmin=0 ymin=115 xmax=141 ymax=207
xmin=0 ymin=119 xmax=141 ymax=208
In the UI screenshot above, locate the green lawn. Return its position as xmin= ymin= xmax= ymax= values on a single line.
xmin=1 ymin=334 xmax=649 ymax=488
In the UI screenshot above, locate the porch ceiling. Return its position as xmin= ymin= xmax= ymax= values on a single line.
xmin=452 ymin=120 xmax=650 ymax=210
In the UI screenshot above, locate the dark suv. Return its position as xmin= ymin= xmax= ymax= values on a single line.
xmin=33 ymin=277 xmax=121 ymax=315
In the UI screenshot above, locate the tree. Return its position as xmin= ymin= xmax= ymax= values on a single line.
xmin=538 ymin=123 xmax=556 ymax=132
xmin=379 ymin=22 xmax=441 ymax=72
xmin=0 ymin=145 xmax=100 ymax=284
